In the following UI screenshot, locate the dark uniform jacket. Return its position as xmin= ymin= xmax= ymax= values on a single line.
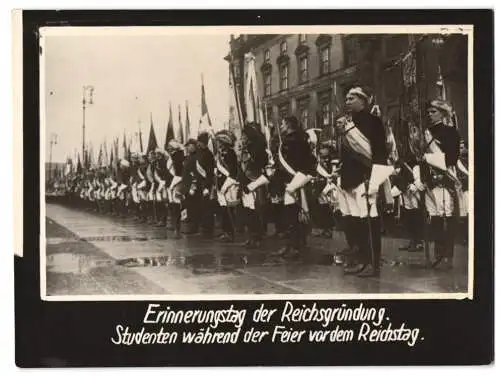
xmin=171 ymin=150 xmax=185 ymax=177
xmin=196 ymin=148 xmax=215 ymax=192
xmin=420 ymin=121 xmax=460 ymax=188
xmin=238 ymin=127 xmax=268 ymax=187
xmin=268 ymin=167 xmax=286 ymax=199
xmin=117 ymin=165 xmax=131 ymax=186
xmin=129 ymin=163 xmax=138 ymax=185
xmin=279 ymin=129 xmax=316 ymax=184
xmin=216 ymin=148 xmax=238 ymax=190
xmin=155 ymin=157 xmax=173 ymax=187
xmin=340 ymin=110 xmax=388 ymax=190
xmin=138 ymin=164 xmax=150 ymax=189
xmin=182 ymin=153 xmax=197 ymax=196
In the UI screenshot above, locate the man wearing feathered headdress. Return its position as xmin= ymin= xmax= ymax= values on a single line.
xmin=337 ymin=85 xmax=389 ymax=277
xmin=420 ymin=99 xmax=461 ymax=270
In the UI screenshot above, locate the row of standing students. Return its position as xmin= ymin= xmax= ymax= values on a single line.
xmin=60 ymin=85 xmax=468 ymax=279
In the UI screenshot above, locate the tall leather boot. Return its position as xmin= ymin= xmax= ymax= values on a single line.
xmin=358 ymin=216 xmax=381 ymax=277
xmin=344 ymin=217 xmax=367 ymax=274
xmin=441 ymin=216 xmax=456 ymax=270
xmin=431 ymin=216 xmax=446 ymax=267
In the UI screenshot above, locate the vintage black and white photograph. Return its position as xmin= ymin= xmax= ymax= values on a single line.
xmin=41 ymin=26 xmax=473 ymax=299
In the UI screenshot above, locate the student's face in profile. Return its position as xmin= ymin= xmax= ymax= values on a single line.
xmin=345 ymin=94 xmax=365 ymax=113
xmin=427 ymin=107 xmax=444 ymax=124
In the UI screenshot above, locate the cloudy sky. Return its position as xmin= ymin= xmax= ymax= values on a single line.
xmin=43 ymin=30 xmax=230 ymax=163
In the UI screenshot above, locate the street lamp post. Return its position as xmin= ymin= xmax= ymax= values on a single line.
xmin=49 ymin=133 xmax=58 ymax=181
xmin=82 ymin=85 xmax=94 ymax=163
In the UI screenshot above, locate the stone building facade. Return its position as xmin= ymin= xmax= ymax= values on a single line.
xmin=225 ymin=33 xmax=469 ymax=153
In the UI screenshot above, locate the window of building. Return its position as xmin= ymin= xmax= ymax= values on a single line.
xmin=280 ymin=40 xmax=287 ymax=54
xmin=279 ymin=103 xmax=289 ymax=122
xmin=265 ymin=106 xmax=273 ymax=125
xmin=321 ymin=102 xmax=331 ymax=127
xmin=299 ymin=34 xmax=307 ymax=44
xmin=299 ymin=107 xmax=309 ymax=129
xmin=343 ymin=35 xmax=361 ymax=67
xmin=264 ymin=73 xmax=272 ymax=97
xmin=320 ymin=46 xmax=330 ymax=75
xmin=264 ymin=49 xmax=271 ymax=62
xmin=279 ymin=64 xmax=289 ymax=91
xmin=299 ymin=55 xmax=308 ymax=83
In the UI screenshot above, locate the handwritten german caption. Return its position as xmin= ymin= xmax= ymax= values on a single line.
xmin=111 ymin=302 xmax=423 ymax=347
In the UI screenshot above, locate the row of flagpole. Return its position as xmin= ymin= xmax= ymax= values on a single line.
xmin=59 ymin=38 xmax=454 ymax=178
xmin=61 ymin=77 xmax=215 ymax=177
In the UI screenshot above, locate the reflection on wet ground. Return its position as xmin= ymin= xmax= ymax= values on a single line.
xmin=46 ymin=249 xmax=337 ymax=275
xmin=45 ymin=204 xmax=469 ymax=295
xmin=47 ymin=253 xmax=114 ymax=274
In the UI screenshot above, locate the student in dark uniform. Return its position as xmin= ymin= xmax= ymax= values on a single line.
xmin=153 ymin=148 xmax=172 ymax=227
xmin=265 ymin=134 xmax=286 ymax=238
xmin=340 ymin=86 xmax=389 ymax=278
xmin=115 ymin=158 xmax=131 ymax=217
xmin=214 ymin=130 xmax=239 ymax=242
xmin=136 ymin=154 xmax=150 ymax=222
xmin=166 ymin=140 xmax=185 ymax=238
xmin=394 ymin=156 xmax=425 ymax=252
xmin=421 ymin=99 xmax=461 ymax=270
xmin=239 ymin=123 xmax=269 ymax=249
xmin=312 ymin=143 xmax=336 ymax=238
xmin=196 ymin=132 xmax=216 ymax=238
xmin=275 ymin=116 xmax=317 ymax=257
xmin=128 ymin=153 xmax=141 ymax=219
xmin=145 ymin=151 xmax=158 ymax=223
xmin=182 ymin=139 xmax=200 ymax=234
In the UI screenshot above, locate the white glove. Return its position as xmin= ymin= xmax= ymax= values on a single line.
xmin=203 ymin=188 xmax=210 ymax=197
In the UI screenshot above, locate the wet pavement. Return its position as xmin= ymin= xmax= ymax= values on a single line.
xmin=45 ymin=203 xmax=469 ymax=296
